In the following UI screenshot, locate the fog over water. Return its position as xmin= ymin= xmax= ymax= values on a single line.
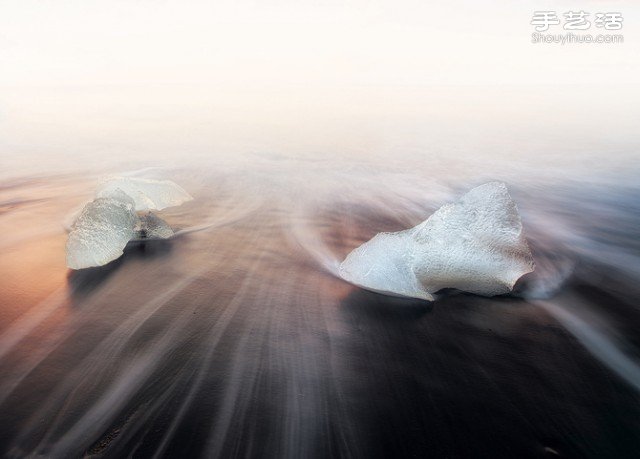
xmin=2 ymin=0 xmax=640 ymax=457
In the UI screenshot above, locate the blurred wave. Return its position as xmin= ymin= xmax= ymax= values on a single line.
xmin=0 ymin=160 xmax=639 ymax=457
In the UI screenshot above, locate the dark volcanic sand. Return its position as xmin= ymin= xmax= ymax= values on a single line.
xmin=1 ymin=164 xmax=639 ymax=458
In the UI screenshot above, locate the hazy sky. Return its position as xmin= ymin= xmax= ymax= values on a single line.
xmin=1 ymin=0 xmax=639 ymax=174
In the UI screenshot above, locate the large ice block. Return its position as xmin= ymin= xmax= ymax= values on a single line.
xmin=339 ymin=182 xmax=535 ymax=300
xmin=66 ymin=177 xmax=191 ymax=269
xmin=65 ymin=191 xmax=137 ymax=270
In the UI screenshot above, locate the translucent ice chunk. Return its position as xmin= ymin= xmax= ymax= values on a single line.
xmin=339 ymin=182 xmax=535 ymax=300
xmin=65 ymin=190 xmax=137 ymax=270
xmin=339 ymin=231 xmax=434 ymax=300
xmin=65 ymin=177 xmax=191 ymax=269
xmin=96 ymin=177 xmax=193 ymax=211
xmin=133 ymin=213 xmax=175 ymax=240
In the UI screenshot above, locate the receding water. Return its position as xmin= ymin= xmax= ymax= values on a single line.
xmin=1 ymin=155 xmax=639 ymax=458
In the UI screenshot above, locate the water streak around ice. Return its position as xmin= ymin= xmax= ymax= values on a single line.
xmin=1 ymin=159 xmax=639 ymax=458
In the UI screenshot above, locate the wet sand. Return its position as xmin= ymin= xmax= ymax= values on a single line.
xmin=1 ymin=163 xmax=639 ymax=458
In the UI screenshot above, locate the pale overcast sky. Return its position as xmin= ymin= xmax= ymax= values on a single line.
xmin=1 ymin=1 xmax=638 ymax=173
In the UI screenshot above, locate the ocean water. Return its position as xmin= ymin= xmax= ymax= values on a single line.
xmin=0 ymin=155 xmax=639 ymax=458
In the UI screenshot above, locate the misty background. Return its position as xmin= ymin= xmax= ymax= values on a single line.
xmin=1 ymin=0 xmax=638 ymax=180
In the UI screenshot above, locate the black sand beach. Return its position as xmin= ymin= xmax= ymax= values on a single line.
xmin=1 ymin=162 xmax=639 ymax=458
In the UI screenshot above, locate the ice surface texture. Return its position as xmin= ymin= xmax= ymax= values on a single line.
xmin=96 ymin=177 xmax=193 ymax=211
xmin=66 ymin=190 xmax=137 ymax=270
xmin=133 ymin=213 xmax=175 ymax=240
xmin=339 ymin=182 xmax=535 ymax=301
xmin=66 ymin=178 xmax=192 ymax=269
